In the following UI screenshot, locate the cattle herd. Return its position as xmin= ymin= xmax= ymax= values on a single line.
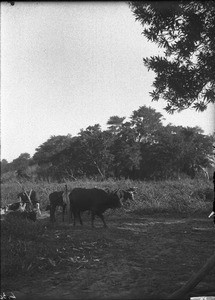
xmin=0 ymin=189 xmax=41 ymax=222
xmin=0 ymin=186 xmax=137 ymax=227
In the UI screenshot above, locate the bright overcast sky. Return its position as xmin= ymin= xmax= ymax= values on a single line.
xmin=1 ymin=1 xmax=214 ymax=162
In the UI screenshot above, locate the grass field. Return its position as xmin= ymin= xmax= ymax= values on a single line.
xmin=1 ymin=178 xmax=214 ymax=213
xmin=1 ymin=179 xmax=214 ymax=299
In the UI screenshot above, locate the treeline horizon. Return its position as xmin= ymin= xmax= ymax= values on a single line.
xmin=1 ymin=105 xmax=214 ymax=182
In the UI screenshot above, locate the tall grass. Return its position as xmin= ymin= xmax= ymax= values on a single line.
xmin=1 ymin=178 xmax=213 ymax=213
xmin=1 ymin=213 xmax=47 ymax=276
xmin=128 ymin=179 xmax=213 ymax=214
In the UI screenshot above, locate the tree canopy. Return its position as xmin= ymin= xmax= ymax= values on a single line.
xmin=1 ymin=106 xmax=213 ymax=182
xmin=129 ymin=1 xmax=215 ymax=113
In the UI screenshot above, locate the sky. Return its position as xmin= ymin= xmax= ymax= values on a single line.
xmin=1 ymin=1 xmax=214 ymax=163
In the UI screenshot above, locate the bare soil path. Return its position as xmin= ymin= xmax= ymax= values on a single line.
xmin=2 ymin=213 xmax=215 ymax=300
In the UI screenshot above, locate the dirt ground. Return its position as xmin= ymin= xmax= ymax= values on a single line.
xmin=1 ymin=211 xmax=215 ymax=300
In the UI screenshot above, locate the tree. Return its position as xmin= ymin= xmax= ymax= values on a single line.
xmin=129 ymin=1 xmax=215 ymax=112
xmin=107 ymin=116 xmax=126 ymax=134
xmin=33 ymin=135 xmax=72 ymax=165
xmin=78 ymin=125 xmax=114 ymax=179
xmin=11 ymin=153 xmax=31 ymax=171
xmin=178 ymin=126 xmax=213 ymax=178
xmin=0 ymin=159 xmax=9 ymax=174
xmin=32 ymin=135 xmax=73 ymax=181
xmin=110 ymin=121 xmax=141 ymax=179
xmin=139 ymin=125 xmax=184 ymax=179
xmin=107 ymin=116 xmax=141 ymax=178
xmin=138 ymin=124 xmax=213 ymax=180
xmin=130 ymin=105 xmax=164 ymax=142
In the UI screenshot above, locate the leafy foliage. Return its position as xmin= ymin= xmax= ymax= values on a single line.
xmin=129 ymin=1 xmax=215 ymax=112
xmin=1 ymin=106 xmax=213 ymax=182
xmin=77 ymin=125 xmax=115 ymax=179
xmin=130 ymin=106 xmax=163 ymax=142
xmin=1 ymin=159 xmax=9 ymax=173
xmin=107 ymin=116 xmax=126 ymax=134
xmin=33 ymin=135 xmax=72 ymax=165
xmin=139 ymin=125 xmax=213 ymax=180
xmin=109 ymin=121 xmax=141 ymax=179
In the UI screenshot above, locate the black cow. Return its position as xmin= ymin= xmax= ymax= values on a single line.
xmin=46 ymin=191 xmax=67 ymax=222
xmin=17 ymin=190 xmax=37 ymax=204
xmin=69 ymin=188 xmax=122 ymax=228
xmin=6 ymin=201 xmax=26 ymax=212
xmin=17 ymin=190 xmax=41 ymax=215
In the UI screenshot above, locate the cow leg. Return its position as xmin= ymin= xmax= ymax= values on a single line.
xmin=53 ymin=207 xmax=56 ymax=222
xmin=50 ymin=206 xmax=56 ymax=222
xmin=70 ymin=207 xmax=73 ymax=221
xmin=91 ymin=212 xmax=95 ymax=228
xmin=73 ymin=211 xmax=76 ymax=226
xmin=62 ymin=205 xmax=66 ymax=222
xmin=50 ymin=206 xmax=53 ymax=222
xmin=77 ymin=211 xmax=83 ymax=226
xmin=97 ymin=212 xmax=107 ymax=228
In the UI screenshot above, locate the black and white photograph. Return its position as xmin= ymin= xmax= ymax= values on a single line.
xmin=1 ymin=1 xmax=215 ymax=299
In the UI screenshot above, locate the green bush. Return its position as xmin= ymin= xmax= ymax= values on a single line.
xmin=1 ymin=178 xmax=213 ymax=214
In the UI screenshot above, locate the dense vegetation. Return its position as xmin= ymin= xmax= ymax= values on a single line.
xmin=1 ymin=178 xmax=213 ymax=214
xmin=1 ymin=106 xmax=214 ymax=183
xmin=129 ymin=1 xmax=215 ymax=113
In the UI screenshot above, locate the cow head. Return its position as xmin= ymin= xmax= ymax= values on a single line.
xmin=19 ymin=202 xmax=27 ymax=212
xmin=17 ymin=189 xmax=33 ymax=204
xmin=25 ymin=189 xmax=33 ymax=204
xmin=116 ymin=189 xmax=135 ymax=203
xmin=108 ymin=191 xmax=122 ymax=209
xmin=126 ymin=187 xmax=137 ymax=200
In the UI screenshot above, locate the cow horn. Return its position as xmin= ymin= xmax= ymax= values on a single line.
xmin=28 ymin=189 xmax=33 ymax=197
xmin=25 ymin=189 xmax=33 ymax=198
xmin=24 ymin=189 xmax=33 ymax=205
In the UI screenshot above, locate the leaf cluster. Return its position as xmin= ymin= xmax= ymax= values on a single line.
xmin=129 ymin=1 xmax=215 ymax=112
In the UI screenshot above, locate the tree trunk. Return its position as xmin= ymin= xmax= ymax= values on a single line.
xmin=93 ymin=160 xmax=104 ymax=179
